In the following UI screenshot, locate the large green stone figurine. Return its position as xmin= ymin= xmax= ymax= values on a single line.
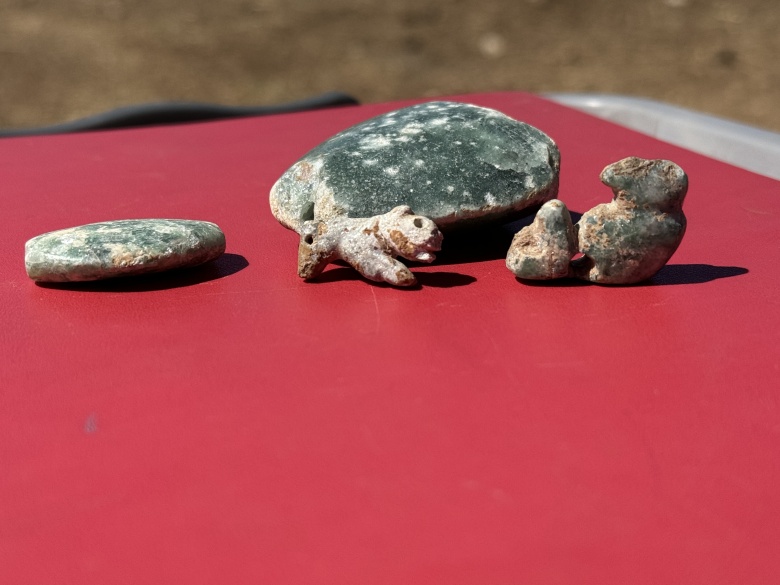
xmin=270 ymin=101 xmax=561 ymax=285
xmin=270 ymin=101 xmax=560 ymax=232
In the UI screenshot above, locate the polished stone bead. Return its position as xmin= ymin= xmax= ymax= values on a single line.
xmin=25 ymin=219 xmax=226 ymax=282
xmin=270 ymin=101 xmax=560 ymax=233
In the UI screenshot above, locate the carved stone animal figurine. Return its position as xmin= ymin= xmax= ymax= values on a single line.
xmin=297 ymin=205 xmax=443 ymax=286
xmin=506 ymin=157 xmax=688 ymax=284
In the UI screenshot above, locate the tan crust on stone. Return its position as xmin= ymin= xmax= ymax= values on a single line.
xmin=387 ymin=229 xmax=418 ymax=258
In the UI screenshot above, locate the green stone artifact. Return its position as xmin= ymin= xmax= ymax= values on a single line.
xmin=505 ymin=199 xmax=577 ymax=280
xmin=270 ymin=101 xmax=560 ymax=233
xmin=506 ymin=157 xmax=688 ymax=285
xmin=25 ymin=219 xmax=226 ymax=282
xmin=298 ymin=205 xmax=443 ymax=287
xmin=270 ymin=100 xmax=560 ymax=286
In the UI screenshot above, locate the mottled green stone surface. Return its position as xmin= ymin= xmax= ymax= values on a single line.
xmin=25 ymin=219 xmax=226 ymax=282
xmin=506 ymin=199 xmax=577 ymax=280
xmin=506 ymin=157 xmax=688 ymax=285
xmin=270 ymin=101 xmax=560 ymax=232
xmin=572 ymin=158 xmax=688 ymax=284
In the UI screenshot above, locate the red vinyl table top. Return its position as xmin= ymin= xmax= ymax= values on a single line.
xmin=1 ymin=92 xmax=779 ymax=584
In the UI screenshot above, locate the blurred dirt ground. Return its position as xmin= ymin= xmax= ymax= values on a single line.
xmin=1 ymin=0 xmax=778 ymax=131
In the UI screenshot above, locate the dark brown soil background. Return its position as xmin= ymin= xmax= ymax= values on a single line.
xmin=1 ymin=0 xmax=778 ymax=131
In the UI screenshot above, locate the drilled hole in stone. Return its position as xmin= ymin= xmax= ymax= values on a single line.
xmin=413 ymin=218 xmax=423 ymax=228
xmin=304 ymin=235 xmax=314 ymax=245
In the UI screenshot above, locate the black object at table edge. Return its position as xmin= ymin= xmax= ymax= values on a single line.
xmin=0 ymin=92 xmax=359 ymax=138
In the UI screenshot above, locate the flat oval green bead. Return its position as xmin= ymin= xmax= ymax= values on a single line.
xmin=270 ymin=101 xmax=560 ymax=232
xmin=25 ymin=219 xmax=226 ymax=282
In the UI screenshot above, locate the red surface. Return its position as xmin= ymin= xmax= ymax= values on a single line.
xmin=1 ymin=93 xmax=779 ymax=584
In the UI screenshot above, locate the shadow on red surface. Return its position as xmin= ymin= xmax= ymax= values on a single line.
xmin=517 ymin=264 xmax=748 ymax=287
xmin=310 ymin=266 xmax=476 ymax=289
xmin=35 ymin=252 xmax=249 ymax=292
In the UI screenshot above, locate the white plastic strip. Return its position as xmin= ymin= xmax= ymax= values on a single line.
xmin=546 ymin=93 xmax=780 ymax=180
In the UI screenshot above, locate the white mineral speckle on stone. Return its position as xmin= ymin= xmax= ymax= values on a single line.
xmin=454 ymin=141 xmax=462 ymax=145
xmin=384 ymin=166 xmax=400 ymax=176
xmin=429 ymin=117 xmax=449 ymax=126
xmin=360 ymin=135 xmax=392 ymax=150
xmin=447 ymin=186 xmax=455 ymax=193
xmin=414 ymin=159 xmax=425 ymax=167
xmin=426 ymin=180 xmax=432 ymax=185
xmin=401 ymin=124 xmax=423 ymax=135
xmin=485 ymin=192 xmax=497 ymax=206
xmin=396 ymin=136 xmax=411 ymax=143
xmin=363 ymin=159 xmax=378 ymax=166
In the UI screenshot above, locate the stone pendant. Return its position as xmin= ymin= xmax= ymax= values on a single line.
xmin=25 ymin=219 xmax=226 ymax=282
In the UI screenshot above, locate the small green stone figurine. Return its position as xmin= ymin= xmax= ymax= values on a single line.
xmin=506 ymin=157 xmax=688 ymax=284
